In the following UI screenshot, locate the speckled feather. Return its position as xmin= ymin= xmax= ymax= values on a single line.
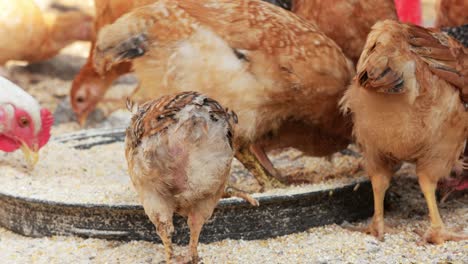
xmin=94 ymin=0 xmax=354 ymax=157
xmin=126 ymin=91 xmax=236 ymax=151
xmin=290 ymin=0 xmax=398 ymax=64
xmin=407 ymin=24 xmax=468 ymax=102
xmin=443 ymin=24 xmax=468 ymax=48
xmin=351 ymin=21 xmax=468 ymax=102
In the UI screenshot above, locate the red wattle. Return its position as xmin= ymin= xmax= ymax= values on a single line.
xmin=38 ymin=108 xmax=53 ymax=148
xmin=0 ymin=134 xmax=20 ymax=152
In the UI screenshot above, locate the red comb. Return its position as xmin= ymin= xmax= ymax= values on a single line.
xmin=394 ymin=0 xmax=422 ymax=25
xmin=39 ymin=108 xmax=54 ymax=148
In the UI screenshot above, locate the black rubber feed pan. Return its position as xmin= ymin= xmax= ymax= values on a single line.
xmin=0 ymin=128 xmax=373 ymax=245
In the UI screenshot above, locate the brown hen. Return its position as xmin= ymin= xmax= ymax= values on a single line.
xmin=435 ymin=0 xmax=468 ymax=28
xmin=93 ymin=0 xmax=355 ymax=189
xmin=341 ymin=20 xmax=468 ymax=244
xmin=125 ymin=91 xmax=237 ymax=263
xmin=290 ymin=0 xmax=398 ymax=64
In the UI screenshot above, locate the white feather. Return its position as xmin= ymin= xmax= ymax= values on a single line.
xmin=0 ymin=77 xmax=41 ymax=134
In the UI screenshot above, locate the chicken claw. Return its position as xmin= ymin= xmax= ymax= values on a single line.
xmin=342 ymin=219 xmax=396 ymax=241
xmin=414 ymin=227 xmax=468 ymax=245
xmin=224 ymin=186 xmax=259 ymax=206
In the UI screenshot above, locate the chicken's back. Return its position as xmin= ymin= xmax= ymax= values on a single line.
xmin=126 ymin=92 xmax=234 ymax=206
xmin=342 ymin=20 xmax=467 ymax=167
xmin=93 ymin=0 xmax=135 ymax=35
xmin=291 ymin=0 xmax=398 ymax=64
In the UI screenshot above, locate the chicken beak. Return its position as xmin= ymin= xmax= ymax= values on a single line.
xmin=78 ymin=113 xmax=88 ymax=127
xmin=20 ymin=143 xmax=39 ymax=167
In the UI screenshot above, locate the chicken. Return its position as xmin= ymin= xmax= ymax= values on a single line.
xmin=290 ymin=0 xmax=398 ymax=64
xmin=0 ymin=77 xmax=53 ymax=166
xmin=341 ymin=20 xmax=468 ymax=244
xmin=92 ymin=0 xmax=355 ymax=189
xmin=125 ymin=91 xmax=236 ymax=263
xmin=71 ymin=0 xmax=143 ymax=125
xmin=0 ymin=0 xmax=93 ymax=64
xmin=435 ymin=0 xmax=468 ymax=28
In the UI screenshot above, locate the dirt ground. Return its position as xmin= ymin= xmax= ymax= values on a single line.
xmin=1 ymin=0 xmax=466 ymax=263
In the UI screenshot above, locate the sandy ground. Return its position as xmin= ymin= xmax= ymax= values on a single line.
xmin=1 ymin=0 xmax=467 ymax=263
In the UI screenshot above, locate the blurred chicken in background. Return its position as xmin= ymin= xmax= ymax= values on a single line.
xmin=289 ymin=0 xmax=398 ymax=64
xmin=70 ymin=0 xmax=138 ymax=126
xmin=0 ymin=0 xmax=92 ymax=65
xmin=435 ymin=0 xmax=468 ymax=28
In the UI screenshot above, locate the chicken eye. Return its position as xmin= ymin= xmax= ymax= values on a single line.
xmin=19 ymin=117 xmax=30 ymax=128
xmin=76 ymin=96 xmax=85 ymax=103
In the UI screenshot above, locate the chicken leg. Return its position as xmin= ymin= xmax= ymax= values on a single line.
xmin=366 ymin=168 xmax=394 ymax=240
xmin=186 ymin=192 xmax=224 ymax=264
xmin=235 ymin=144 xmax=286 ymax=189
xmin=141 ymin=192 xmax=175 ymax=263
xmin=153 ymin=216 xmax=174 ymax=263
xmin=345 ymin=165 xmax=396 ymax=240
xmin=187 ymin=212 xmax=204 ymax=264
xmin=418 ymin=172 xmax=468 ymax=244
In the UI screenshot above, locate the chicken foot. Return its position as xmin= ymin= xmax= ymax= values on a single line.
xmin=223 ymin=185 xmax=260 ymax=206
xmin=235 ymin=144 xmax=286 ymax=190
xmin=417 ymin=171 xmax=468 ymax=244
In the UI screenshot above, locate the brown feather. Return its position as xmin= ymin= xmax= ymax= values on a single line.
xmin=290 ymin=0 xmax=398 ymax=64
